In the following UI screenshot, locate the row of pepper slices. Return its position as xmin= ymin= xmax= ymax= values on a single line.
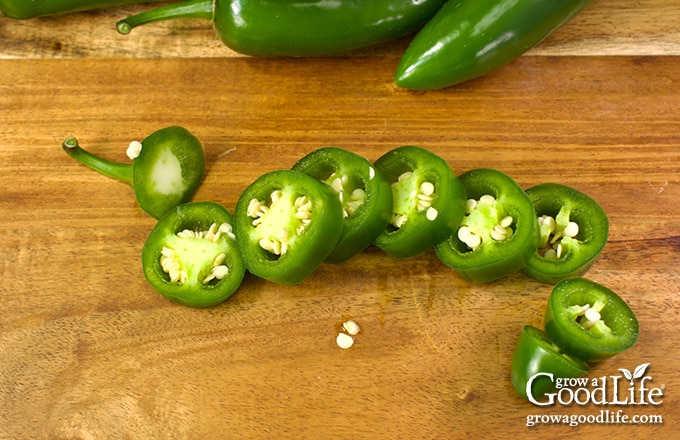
xmin=62 ymin=126 xmax=639 ymax=401
xmin=2 ymin=0 xmax=595 ymax=90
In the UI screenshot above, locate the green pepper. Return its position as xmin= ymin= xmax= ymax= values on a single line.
xmin=523 ymin=183 xmax=609 ymax=284
xmin=545 ymin=278 xmax=639 ymax=362
xmin=142 ymin=201 xmax=245 ymax=308
xmin=62 ymin=126 xmax=206 ymax=220
xmin=394 ymin=0 xmax=596 ymax=90
xmin=435 ymin=168 xmax=539 ymax=282
xmin=291 ymin=147 xmax=393 ymax=263
xmin=116 ymin=0 xmax=446 ymax=56
xmin=233 ymin=169 xmax=343 ymax=285
xmin=0 ymin=0 xmax=167 ymax=19
xmin=373 ymin=146 xmax=466 ymax=259
xmin=511 ymin=325 xmax=590 ymax=401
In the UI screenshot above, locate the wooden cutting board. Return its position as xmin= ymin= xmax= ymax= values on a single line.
xmin=1 ymin=1 xmax=678 ymax=438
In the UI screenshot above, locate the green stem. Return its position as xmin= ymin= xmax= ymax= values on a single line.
xmin=62 ymin=136 xmax=133 ymax=184
xmin=116 ymin=0 xmax=214 ymax=34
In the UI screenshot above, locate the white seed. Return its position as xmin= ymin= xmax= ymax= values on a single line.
xmin=397 ymin=171 xmax=412 ymax=182
xmin=426 ymin=207 xmax=438 ymax=221
xmin=208 ymin=222 xmax=218 ymax=235
xmin=270 ymin=190 xmax=283 ymax=204
xmin=126 ymin=140 xmax=143 ymax=160
xmin=458 ymin=226 xmax=481 ymax=249
xmin=500 ymin=216 xmax=513 ymax=228
xmin=392 ymin=213 xmax=408 ymax=228
xmin=351 ymin=188 xmax=365 ymax=201
xmin=466 ymin=234 xmax=482 ymax=249
xmin=247 ymin=199 xmax=262 ymax=217
xmin=538 ymin=215 xmax=556 ymax=231
xmin=490 ymin=229 xmax=507 ymax=241
xmin=466 ymin=199 xmax=477 ymax=213
xmin=336 ymin=332 xmax=355 ymax=349
xmin=218 ymin=223 xmax=236 ymax=240
xmin=213 ymin=253 xmax=226 ymax=266
xmin=555 ymin=243 xmax=564 ymax=258
xmin=564 ymin=221 xmax=579 ymax=238
xmin=543 ymin=248 xmax=557 ymax=259
xmin=582 ymin=308 xmax=602 ymax=330
xmin=212 ymin=265 xmax=229 ymax=280
xmin=479 ymin=194 xmax=496 ymax=205
xmin=420 ymin=181 xmax=435 ymax=196
xmin=330 ymin=177 xmax=344 ymax=193
xmin=259 ymin=237 xmax=283 ymax=255
xmin=342 ymin=320 xmax=360 ymax=336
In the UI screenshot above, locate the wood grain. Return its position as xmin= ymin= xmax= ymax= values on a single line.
xmin=0 ymin=0 xmax=679 ymax=59
xmin=1 ymin=55 xmax=678 ymax=439
xmin=1 ymin=1 xmax=679 ymax=438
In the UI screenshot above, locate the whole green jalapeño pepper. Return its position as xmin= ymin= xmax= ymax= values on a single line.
xmin=0 ymin=0 xmax=168 ymax=19
xmin=394 ymin=0 xmax=596 ymax=90
xmin=116 ymin=0 xmax=446 ymax=56
xmin=545 ymin=278 xmax=639 ymax=362
xmin=373 ymin=146 xmax=466 ymax=259
xmin=511 ymin=325 xmax=589 ymax=401
xmin=233 ymin=169 xmax=344 ymax=285
xmin=523 ymin=183 xmax=609 ymax=284
xmin=142 ymin=201 xmax=246 ymax=308
xmin=435 ymin=169 xmax=539 ymax=282
xmin=292 ymin=147 xmax=393 ymax=263
xmin=62 ymin=126 xmax=206 ymax=220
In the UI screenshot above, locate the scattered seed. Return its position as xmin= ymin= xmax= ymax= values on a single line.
xmin=342 ymin=320 xmax=360 ymax=336
xmin=336 ymin=332 xmax=355 ymax=349
xmin=126 ymin=140 xmax=143 ymax=160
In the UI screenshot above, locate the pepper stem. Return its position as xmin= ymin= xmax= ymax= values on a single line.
xmin=62 ymin=136 xmax=133 ymax=184
xmin=116 ymin=0 xmax=214 ymax=34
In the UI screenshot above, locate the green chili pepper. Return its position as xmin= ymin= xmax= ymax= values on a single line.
xmin=373 ymin=146 xmax=466 ymax=259
xmin=233 ymin=169 xmax=344 ymax=285
xmin=394 ymin=0 xmax=596 ymax=90
xmin=116 ymin=0 xmax=446 ymax=57
xmin=545 ymin=278 xmax=639 ymax=362
xmin=292 ymin=147 xmax=393 ymax=263
xmin=142 ymin=201 xmax=245 ymax=308
xmin=511 ymin=325 xmax=590 ymax=401
xmin=523 ymin=183 xmax=609 ymax=284
xmin=0 ymin=0 xmax=167 ymax=19
xmin=62 ymin=126 xmax=206 ymax=220
xmin=435 ymin=168 xmax=539 ymax=282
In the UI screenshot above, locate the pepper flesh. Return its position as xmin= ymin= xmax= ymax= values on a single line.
xmin=142 ymin=201 xmax=246 ymax=308
xmin=0 ymin=0 xmax=168 ymax=19
xmin=292 ymin=147 xmax=393 ymax=263
xmin=511 ymin=326 xmax=589 ymax=401
xmin=523 ymin=183 xmax=609 ymax=284
xmin=62 ymin=126 xmax=206 ymax=220
xmin=394 ymin=0 xmax=596 ymax=90
xmin=435 ymin=168 xmax=539 ymax=282
xmin=545 ymin=278 xmax=639 ymax=362
xmin=117 ymin=0 xmax=446 ymax=56
xmin=373 ymin=146 xmax=466 ymax=259
xmin=233 ymin=169 xmax=344 ymax=285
